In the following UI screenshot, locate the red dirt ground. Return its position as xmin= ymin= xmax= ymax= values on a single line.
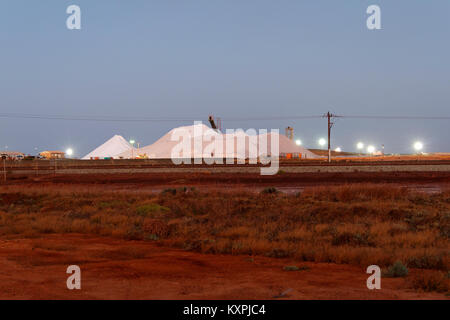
xmin=4 ymin=172 xmax=450 ymax=194
xmin=0 ymin=234 xmax=446 ymax=300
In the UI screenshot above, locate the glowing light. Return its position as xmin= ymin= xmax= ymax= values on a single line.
xmin=367 ymin=145 xmax=375 ymax=154
xmin=295 ymin=139 xmax=302 ymax=146
xmin=318 ymin=138 xmax=326 ymax=147
xmin=357 ymin=142 xmax=364 ymax=150
xmin=414 ymin=141 xmax=423 ymax=151
xmin=65 ymin=148 xmax=73 ymax=156
xmin=129 ymin=139 xmax=135 ymax=145
xmin=335 ymin=147 xmax=342 ymax=152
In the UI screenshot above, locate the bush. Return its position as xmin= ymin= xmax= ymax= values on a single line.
xmin=97 ymin=200 xmax=129 ymax=210
xmin=125 ymin=225 xmax=143 ymax=240
xmin=265 ymin=248 xmax=290 ymax=258
xmin=283 ymin=265 xmax=299 ymax=271
xmin=142 ymin=219 xmax=170 ymax=238
xmin=407 ymin=253 xmax=447 ymax=270
xmin=136 ymin=204 xmax=170 ymax=217
xmin=2 ymin=185 xmax=449 ymax=272
xmin=283 ymin=265 xmax=310 ymax=271
xmin=410 ymin=272 xmax=449 ymax=292
xmin=161 ymin=187 xmax=192 ymax=195
xmin=161 ymin=188 xmax=177 ymax=196
xmin=261 ymin=187 xmax=278 ymax=195
xmin=331 ymin=232 xmax=374 ymax=247
xmin=383 ymin=261 xmax=409 ymax=278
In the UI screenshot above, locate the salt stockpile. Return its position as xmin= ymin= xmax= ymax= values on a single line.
xmin=82 ymin=135 xmax=133 ymax=159
xmin=117 ymin=124 xmax=319 ymax=159
xmin=117 ymin=123 xmax=241 ymax=159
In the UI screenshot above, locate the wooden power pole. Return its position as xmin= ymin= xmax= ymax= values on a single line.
xmin=326 ymin=112 xmax=334 ymax=163
xmin=2 ymin=156 xmax=6 ymax=182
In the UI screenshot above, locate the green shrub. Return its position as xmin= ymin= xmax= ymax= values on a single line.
xmin=383 ymin=261 xmax=409 ymax=278
xmin=283 ymin=265 xmax=299 ymax=271
xmin=125 ymin=225 xmax=143 ymax=240
xmin=97 ymin=200 xmax=129 ymax=210
xmin=265 ymin=248 xmax=290 ymax=258
xmin=178 ymin=187 xmax=188 ymax=193
xmin=161 ymin=188 xmax=177 ymax=196
xmin=145 ymin=234 xmax=160 ymax=241
xmin=283 ymin=265 xmax=310 ymax=271
xmin=135 ymin=204 xmax=170 ymax=217
xmin=261 ymin=187 xmax=278 ymax=195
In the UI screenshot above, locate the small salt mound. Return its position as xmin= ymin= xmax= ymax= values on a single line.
xmin=82 ymin=135 xmax=132 ymax=159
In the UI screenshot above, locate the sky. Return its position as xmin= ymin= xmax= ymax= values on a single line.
xmin=0 ymin=0 xmax=449 ymax=156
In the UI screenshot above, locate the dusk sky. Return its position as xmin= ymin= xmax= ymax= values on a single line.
xmin=1 ymin=1 xmax=449 ymax=156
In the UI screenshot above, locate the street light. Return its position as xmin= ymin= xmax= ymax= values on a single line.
xmin=295 ymin=139 xmax=302 ymax=146
xmin=357 ymin=142 xmax=364 ymax=150
xmin=65 ymin=148 xmax=73 ymax=157
xmin=335 ymin=147 xmax=342 ymax=152
xmin=318 ymin=138 xmax=326 ymax=148
xmin=129 ymin=139 xmax=136 ymax=159
xmin=413 ymin=141 xmax=423 ymax=152
xmin=367 ymin=145 xmax=375 ymax=154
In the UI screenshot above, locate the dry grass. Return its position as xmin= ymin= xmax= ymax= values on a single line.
xmin=409 ymin=271 xmax=450 ymax=293
xmin=0 ymin=184 xmax=449 ymax=273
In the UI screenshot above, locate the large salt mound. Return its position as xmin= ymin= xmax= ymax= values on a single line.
xmin=117 ymin=124 xmax=319 ymax=159
xmin=82 ymin=135 xmax=132 ymax=159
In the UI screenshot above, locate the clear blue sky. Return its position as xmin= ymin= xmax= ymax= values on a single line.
xmin=1 ymin=0 xmax=449 ymax=156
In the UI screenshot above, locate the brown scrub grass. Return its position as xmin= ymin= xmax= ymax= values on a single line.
xmin=0 ymin=183 xmax=449 ymax=273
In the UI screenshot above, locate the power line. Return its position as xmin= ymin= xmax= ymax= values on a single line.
xmin=0 ymin=113 xmax=324 ymax=122
xmin=0 ymin=112 xmax=449 ymax=122
xmin=213 ymin=115 xmax=450 ymax=121
xmin=338 ymin=115 xmax=450 ymax=120
xmin=221 ymin=115 xmax=323 ymax=121
xmin=0 ymin=113 xmax=200 ymax=122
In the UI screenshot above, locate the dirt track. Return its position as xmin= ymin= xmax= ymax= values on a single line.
xmin=0 ymin=234 xmax=446 ymax=300
xmin=6 ymin=171 xmax=450 ymax=184
xmin=3 ymin=171 xmax=450 ymax=194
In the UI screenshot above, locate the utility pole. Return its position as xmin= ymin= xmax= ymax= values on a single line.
xmin=129 ymin=139 xmax=135 ymax=159
xmin=326 ymin=112 xmax=334 ymax=163
xmin=327 ymin=111 xmax=333 ymax=162
xmin=2 ymin=156 xmax=6 ymax=182
xmin=34 ymin=147 xmax=38 ymax=176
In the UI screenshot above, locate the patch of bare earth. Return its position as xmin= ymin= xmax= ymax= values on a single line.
xmin=0 ymin=234 xmax=446 ymax=300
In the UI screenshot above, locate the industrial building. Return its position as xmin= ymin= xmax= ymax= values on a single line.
xmin=0 ymin=151 xmax=25 ymax=160
xmin=40 ymin=150 xmax=66 ymax=159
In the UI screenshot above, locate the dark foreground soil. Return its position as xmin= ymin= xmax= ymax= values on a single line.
xmin=0 ymin=234 xmax=447 ymax=300
xmin=4 ymin=171 xmax=450 ymax=192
